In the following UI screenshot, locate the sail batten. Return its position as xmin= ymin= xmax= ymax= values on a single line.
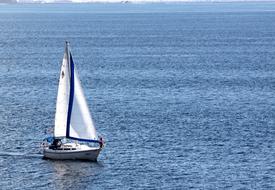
xmin=54 ymin=43 xmax=98 ymax=142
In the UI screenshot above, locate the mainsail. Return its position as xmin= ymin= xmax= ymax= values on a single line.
xmin=54 ymin=42 xmax=98 ymax=142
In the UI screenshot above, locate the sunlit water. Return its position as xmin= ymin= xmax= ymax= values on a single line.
xmin=0 ymin=3 xmax=275 ymax=189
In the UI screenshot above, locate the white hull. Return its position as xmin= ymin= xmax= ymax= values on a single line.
xmin=43 ymin=144 xmax=101 ymax=161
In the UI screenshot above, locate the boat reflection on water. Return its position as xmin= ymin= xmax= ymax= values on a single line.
xmin=51 ymin=160 xmax=104 ymax=190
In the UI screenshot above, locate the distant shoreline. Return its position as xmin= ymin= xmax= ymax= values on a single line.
xmin=4 ymin=0 xmax=275 ymax=4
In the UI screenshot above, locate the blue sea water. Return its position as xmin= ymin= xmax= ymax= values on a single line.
xmin=0 ymin=2 xmax=275 ymax=189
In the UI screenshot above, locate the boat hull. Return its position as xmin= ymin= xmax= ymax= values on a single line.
xmin=43 ymin=147 xmax=101 ymax=161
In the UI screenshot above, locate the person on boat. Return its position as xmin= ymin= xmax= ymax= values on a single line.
xmin=49 ymin=138 xmax=62 ymax=150
xmin=99 ymin=137 xmax=104 ymax=149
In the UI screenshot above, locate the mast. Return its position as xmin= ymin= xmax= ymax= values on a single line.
xmin=65 ymin=41 xmax=71 ymax=78
xmin=54 ymin=42 xmax=71 ymax=138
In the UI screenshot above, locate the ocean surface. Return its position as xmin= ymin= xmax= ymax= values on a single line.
xmin=0 ymin=2 xmax=275 ymax=189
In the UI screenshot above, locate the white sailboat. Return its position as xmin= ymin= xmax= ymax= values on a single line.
xmin=43 ymin=42 xmax=104 ymax=161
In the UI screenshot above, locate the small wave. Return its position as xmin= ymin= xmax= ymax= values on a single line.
xmin=0 ymin=151 xmax=43 ymax=158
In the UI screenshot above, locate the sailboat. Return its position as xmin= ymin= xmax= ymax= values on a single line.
xmin=43 ymin=42 xmax=104 ymax=161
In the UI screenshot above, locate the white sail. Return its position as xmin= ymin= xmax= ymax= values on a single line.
xmin=54 ymin=49 xmax=70 ymax=137
xmin=54 ymin=43 xmax=98 ymax=142
xmin=69 ymin=66 xmax=98 ymax=141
